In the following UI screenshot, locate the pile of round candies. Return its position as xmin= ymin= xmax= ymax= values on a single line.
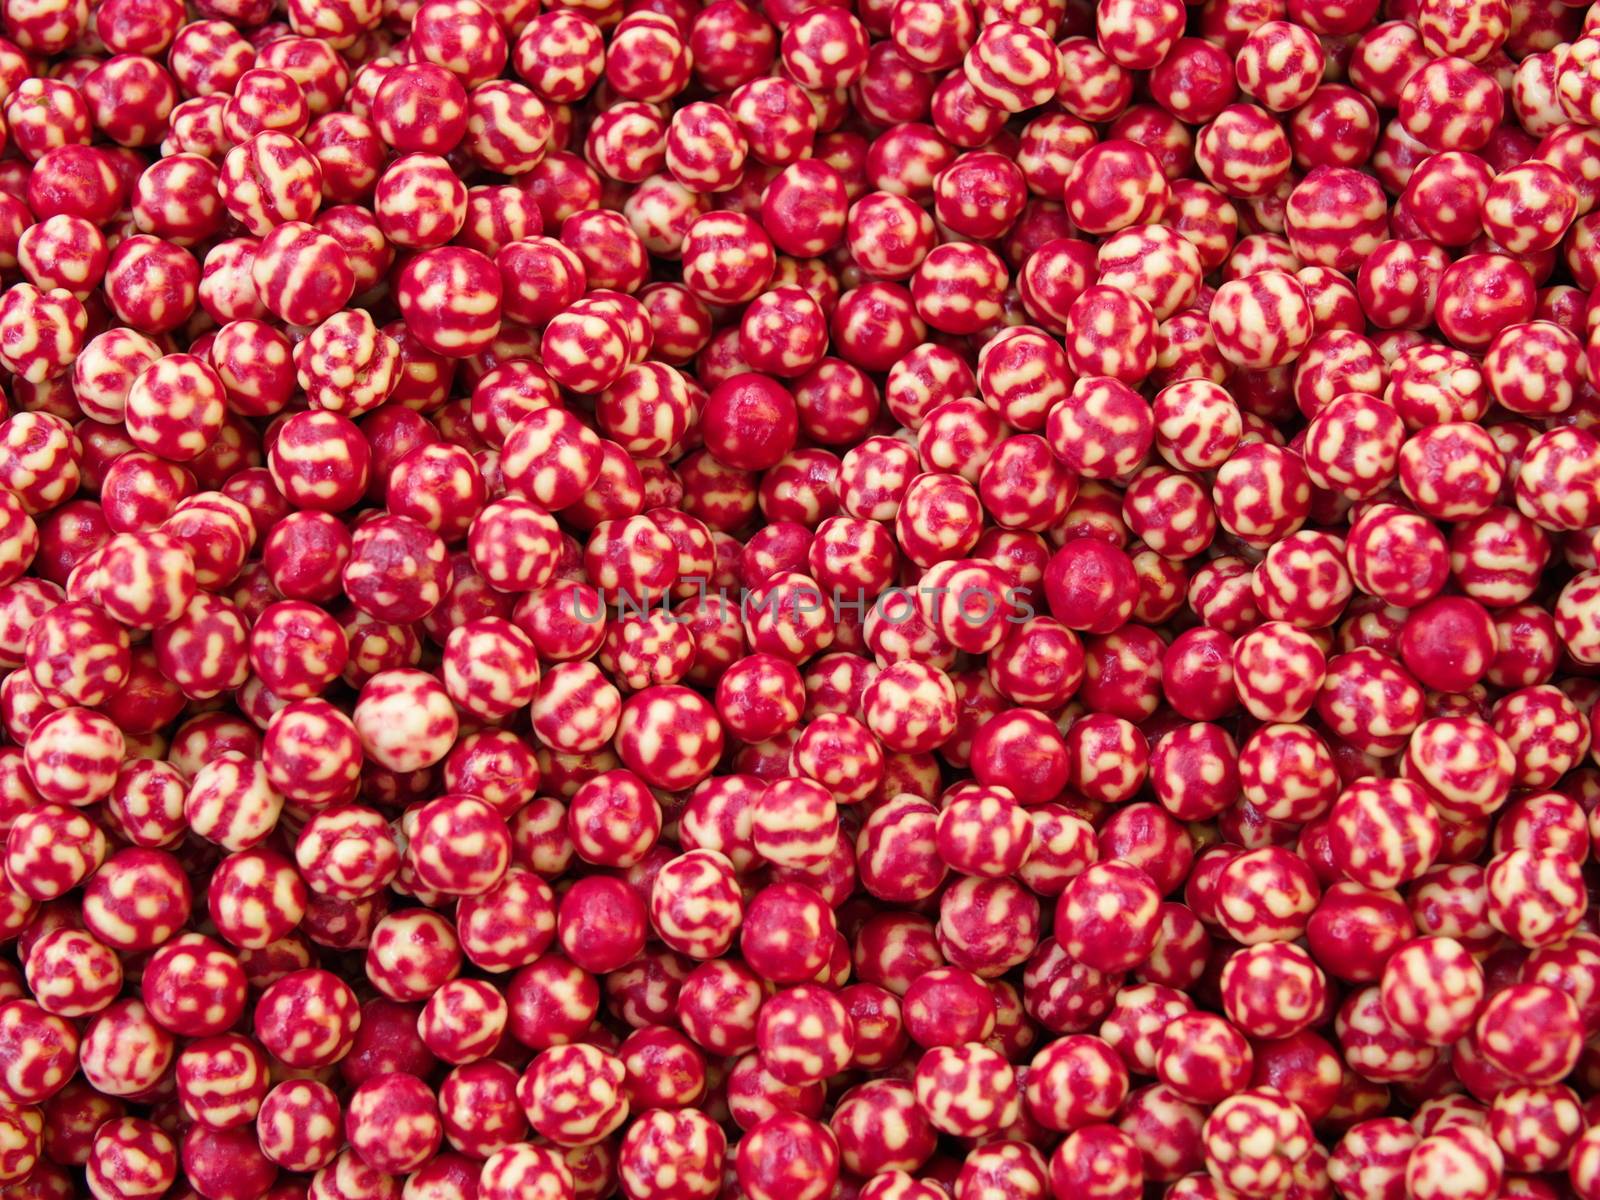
xmin=8 ymin=0 xmax=1600 ymax=1195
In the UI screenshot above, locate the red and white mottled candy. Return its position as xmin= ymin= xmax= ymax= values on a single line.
xmin=914 ymin=1042 xmax=1020 ymax=1138
xmin=209 ymin=848 xmax=307 ymax=951
xmin=1047 ymin=376 xmax=1155 ymax=480
xmin=366 ymin=906 xmax=464 ymax=1001
xmin=252 ymin=969 xmax=359 ymax=1068
xmin=443 ymin=617 xmax=539 ymax=720
xmin=862 ymin=661 xmax=958 ymax=754
xmin=407 ymin=794 xmax=511 ymax=897
xmin=1473 ymin=981 xmax=1582 ymax=1086
xmin=1405 ymin=1126 xmax=1503 ymax=1200
xmin=1488 ymin=1084 xmax=1584 ymax=1173
xmin=86 ymin=1117 xmax=173 ymax=1200
xmin=0 ymin=284 xmax=86 ymax=385
xmin=1302 ymin=395 xmax=1404 ymax=499
xmin=521 ymin=1043 xmax=629 ymax=1146
xmin=295 ymin=310 xmax=400 ymax=417
xmin=396 ymin=246 xmax=503 ymax=360
xmin=780 ymin=7 xmax=868 ymax=90
xmin=1401 ymin=716 xmax=1513 ymax=822
xmin=1209 ymin=271 xmax=1313 ymax=370
xmin=1097 ymin=225 xmax=1204 ymax=321
xmin=540 ymin=308 xmax=630 ymax=397
xmin=532 ymin=662 xmax=623 ymax=755
xmin=1328 ymin=1118 xmax=1418 ymax=1200
xmin=857 ymin=795 xmax=947 ymax=904
xmin=481 ymin=1143 xmax=576 ymax=1200
xmin=620 ymin=1108 xmax=725 ymax=1200
xmin=74 ymin=329 xmax=161 ymax=425
xmin=1327 ymin=778 xmax=1441 ymax=890
xmin=681 ymin=212 xmax=776 ymax=307
xmin=1400 ymin=57 xmax=1504 ymax=151
xmin=1490 ymin=685 xmax=1591 ymax=788
xmin=1555 ymin=569 xmax=1600 ymax=664
xmin=1196 ymin=104 xmax=1293 ymax=197
xmin=252 ymin=220 xmax=355 ymax=325
xmin=345 ymin=1071 xmax=442 ymax=1174
xmin=513 ymin=6 xmax=603 ymax=95
xmin=1151 ymin=380 xmax=1240 ymax=473
xmin=1219 ymin=943 xmax=1327 ymax=1040
xmin=248 ymin=600 xmax=347 ymax=700
xmin=1484 ymin=847 xmax=1586 ymax=948
xmin=1237 ymin=21 xmax=1325 ymax=109
xmin=438 ymin=1064 xmax=528 ymax=1162
xmin=183 ymin=755 xmax=283 ymax=852
xmin=967 ymin=336 xmax=1062 ymax=441
xmin=1201 ymin=1087 xmax=1313 ymax=1196
xmin=1046 ymin=1123 xmax=1142 ymax=1200
xmin=141 ymin=931 xmax=249 ymax=1035
xmin=1377 ymin=936 xmax=1484 ymax=1045
xmin=175 ymin=1033 xmax=270 ymax=1131
xmin=343 ymin=515 xmax=448 ymax=624
xmin=0 ymin=414 xmax=80 ymax=517
xmin=455 ymin=866 xmax=556 ymax=973
xmin=736 ymin=1113 xmax=838 ymax=1200
xmin=419 ymin=978 xmax=508 ymax=1064
xmin=1515 ymin=429 xmax=1600 ymax=532
xmin=1482 ymin=163 xmax=1576 ymax=255
xmin=24 ymin=600 xmax=126 ymax=709
xmin=256 ymin=1079 xmax=342 ymax=1172
xmin=1025 ymin=1033 xmax=1129 ymax=1131
xmin=0 ymin=1000 xmax=78 ymax=1103
xmin=1285 ymin=168 xmax=1388 ymax=272
xmin=353 ymin=668 xmax=460 ymax=772
xmin=8 ymin=0 xmax=1600 ymax=1182
xmin=1232 ymin=623 xmax=1325 ymax=723
xmin=24 ymin=927 xmax=121 ymax=1018
xmin=266 ymin=410 xmax=372 ymax=513
xmin=1251 ymin=531 xmax=1350 ymax=628
xmin=94 ymin=531 xmax=197 ymax=631
xmin=1213 ymin=847 xmax=1320 ymax=945
xmin=1065 ymin=140 xmax=1170 ymax=236
xmin=1211 ymin=443 xmax=1312 ymax=549
xmin=263 ymin=699 xmax=363 ymax=808
xmin=758 ymin=983 xmax=854 ymax=1085
xmin=832 ymin=1080 xmax=932 ymax=1177
xmin=502 ymin=408 xmax=604 ymax=513
xmin=752 ymin=777 xmax=837 ymax=869
xmin=218 ymin=131 xmax=323 ymax=236
xmin=1154 ymin=1012 xmax=1252 ymax=1106
xmin=1485 ymin=321 xmax=1581 ymax=417
xmin=1316 ymin=649 xmax=1426 ymax=756
xmin=23 ymin=705 xmax=123 ymax=806
xmin=469 ymin=499 xmax=563 ymax=594
xmin=81 ymin=848 xmax=192 ymax=951
xmin=910 ymin=242 xmax=1007 ymax=336
xmin=1056 ymin=861 xmax=1161 ymax=973
xmin=124 ymin=353 xmax=226 ymax=463
xmin=936 ymin=786 xmax=1033 ymax=878
xmin=1064 ymin=287 xmax=1157 ymax=383
xmin=614 ymin=685 xmax=725 ymax=791
xmin=78 ymin=999 xmax=174 ymax=1096
xmin=964 ymin=21 xmax=1061 ymax=112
